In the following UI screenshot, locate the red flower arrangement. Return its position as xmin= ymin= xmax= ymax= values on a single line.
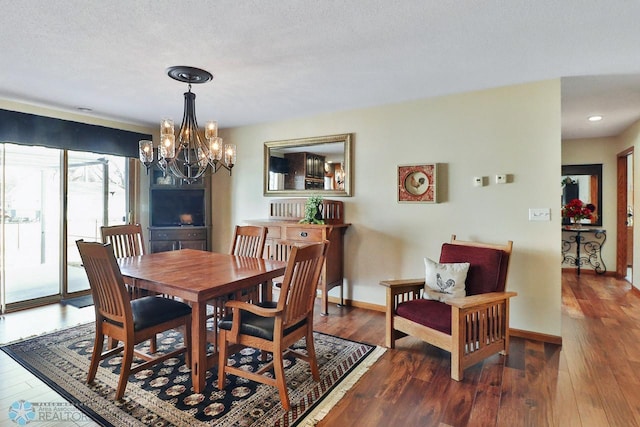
xmin=562 ymin=198 xmax=595 ymax=222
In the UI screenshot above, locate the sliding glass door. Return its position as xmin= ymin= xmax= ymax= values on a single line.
xmin=0 ymin=144 xmax=130 ymax=312
xmin=0 ymin=144 xmax=62 ymax=308
xmin=67 ymin=151 xmax=128 ymax=294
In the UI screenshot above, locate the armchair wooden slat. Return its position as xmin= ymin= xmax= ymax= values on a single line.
xmin=380 ymin=234 xmax=516 ymax=381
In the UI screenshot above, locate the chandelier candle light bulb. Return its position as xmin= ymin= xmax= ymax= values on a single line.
xmin=139 ymin=140 xmax=153 ymax=166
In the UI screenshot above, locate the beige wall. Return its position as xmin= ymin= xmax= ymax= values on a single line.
xmin=1 ymin=80 xmax=564 ymax=337
xmin=220 ymin=80 xmax=563 ymax=337
xmin=561 ymin=137 xmax=619 ymax=271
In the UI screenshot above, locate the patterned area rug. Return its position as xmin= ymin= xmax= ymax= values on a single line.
xmin=1 ymin=323 xmax=384 ymax=426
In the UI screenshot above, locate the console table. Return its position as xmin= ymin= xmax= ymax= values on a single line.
xmin=561 ymin=227 xmax=606 ymax=275
xmin=246 ymin=198 xmax=350 ymax=315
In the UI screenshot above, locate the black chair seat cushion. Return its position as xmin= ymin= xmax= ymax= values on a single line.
xmin=396 ymin=299 xmax=452 ymax=335
xmin=130 ymin=296 xmax=191 ymax=331
xmin=218 ymin=301 xmax=306 ymax=341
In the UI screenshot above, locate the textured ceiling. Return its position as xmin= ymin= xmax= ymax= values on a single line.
xmin=1 ymin=0 xmax=640 ymax=140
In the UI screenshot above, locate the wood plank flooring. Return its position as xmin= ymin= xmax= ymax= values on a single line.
xmin=1 ymin=271 xmax=639 ymax=426
xmin=313 ymin=271 xmax=640 ymax=427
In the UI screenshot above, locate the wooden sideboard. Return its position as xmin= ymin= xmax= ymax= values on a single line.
xmin=245 ymin=198 xmax=350 ymax=315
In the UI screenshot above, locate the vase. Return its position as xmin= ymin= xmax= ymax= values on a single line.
xmin=570 ymin=219 xmax=582 ymax=229
xmin=314 ymin=203 xmax=323 ymax=222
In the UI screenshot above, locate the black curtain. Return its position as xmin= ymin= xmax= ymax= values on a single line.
xmin=0 ymin=108 xmax=151 ymax=158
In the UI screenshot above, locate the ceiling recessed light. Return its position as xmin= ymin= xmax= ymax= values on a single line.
xmin=588 ymin=115 xmax=603 ymax=122
xmin=77 ymin=107 xmax=93 ymax=112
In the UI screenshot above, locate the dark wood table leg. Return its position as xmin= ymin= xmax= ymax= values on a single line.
xmin=190 ymin=301 xmax=207 ymax=393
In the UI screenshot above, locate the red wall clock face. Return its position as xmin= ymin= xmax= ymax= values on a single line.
xmin=398 ymin=164 xmax=437 ymax=203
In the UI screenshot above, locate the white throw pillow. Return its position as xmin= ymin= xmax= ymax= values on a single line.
xmin=423 ymin=257 xmax=470 ymax=302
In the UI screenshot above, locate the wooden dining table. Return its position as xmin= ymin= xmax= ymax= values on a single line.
xmin=118 ymin=249 xmax=287 ymax=393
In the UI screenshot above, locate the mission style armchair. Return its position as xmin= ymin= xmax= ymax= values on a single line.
xmin=380 ymin=235 xmax=515 ymax=381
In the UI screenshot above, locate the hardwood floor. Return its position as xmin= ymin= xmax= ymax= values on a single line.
xmin=0 ymin=304 xmax=98 ymax=426
xmin=1 ymin=272 xmax=639 ymax=426
xmin=315 ymin=272 xmax=640 ymax=427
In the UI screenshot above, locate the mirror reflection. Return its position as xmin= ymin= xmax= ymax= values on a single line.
xmin=264 ymin=133 xmax=352 ymax=197
xmin=561 ymin=164 xmax=603 ymax=226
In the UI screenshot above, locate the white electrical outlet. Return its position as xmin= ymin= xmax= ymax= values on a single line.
xmin=473 ymin=176 xmax=482 ymax=187
xmin=529 ymin=208 xmax=551 ymax=221
xmin=495 ymin=174 xmax=507 ymax=184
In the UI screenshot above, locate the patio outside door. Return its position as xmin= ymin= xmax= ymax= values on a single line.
xmin=0 ymin=144 xmax=62 ymax=309
xmin=0 ymin=144 xmax=129 ymax=312
xmin=66 ymin=151 xmax=128 ymax=294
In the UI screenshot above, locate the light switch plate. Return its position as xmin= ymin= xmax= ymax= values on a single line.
xmin=495 ymin=174 xmax=507 ymax=184
xmin=529 ymin=208 xmax=551 ymax=221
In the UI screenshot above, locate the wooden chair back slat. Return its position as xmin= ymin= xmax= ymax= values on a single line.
xmin=76 ymin=240 xmax=132 ymax=327
xmin=270 ymin=240 xmax=300 ymax=262
xmin=278 ymin=241 xmax=329 ymax=326
xmin=101 ymin=224 xmax=146 ymax=258
xmin=229 ymin=225 xmax=267 ymax=258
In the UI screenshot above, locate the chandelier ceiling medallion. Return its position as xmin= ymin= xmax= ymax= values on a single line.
xmin=139 ymin=66 xmax=236 ymax=184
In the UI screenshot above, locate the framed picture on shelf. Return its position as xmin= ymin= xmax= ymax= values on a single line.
xmin=398 ymin=163 xmax=438 ymax=203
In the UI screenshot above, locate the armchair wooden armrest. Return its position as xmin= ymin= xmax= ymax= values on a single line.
xmin=379 ymin=278 xmax=425 ymax=288
xmin=446 ymin=291 xmax=517 ymax=308
xmin=380 ymin=278 xmax=425 ymax=348
xmin=224 ymin=300 xmax=282 ymax=317
xmin=379 ymin=278 xmax=425 ymax=302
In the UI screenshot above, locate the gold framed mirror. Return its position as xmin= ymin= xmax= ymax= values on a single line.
xmin=264 ymin=133 xmax=353 ymax=197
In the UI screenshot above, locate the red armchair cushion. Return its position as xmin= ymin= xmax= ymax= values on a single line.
xmin=396 ymin=299 xmax=452 ymax=335
xmin=439 ymin=243 xmax=508 ymax=295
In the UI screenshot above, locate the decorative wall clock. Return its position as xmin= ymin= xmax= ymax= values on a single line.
xmin=398 ymin=163 xmax=438 ymax=203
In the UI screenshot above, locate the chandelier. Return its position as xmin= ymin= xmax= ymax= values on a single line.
xmin=139 ymin=66 xmax=236 ymax=184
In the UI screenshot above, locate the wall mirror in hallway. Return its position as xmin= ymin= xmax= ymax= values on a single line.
xmin=561 ymin=163 xmax=603 ymax=226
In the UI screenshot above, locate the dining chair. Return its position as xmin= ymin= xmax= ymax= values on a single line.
xmin=208 ymin=225 xmax=267 ymax=311
xmin=230 ymin=225 xmax=268 ymax=301
xmin=101 ymin=223 xmax=158 ymax=351
xmin=76 ymin=240 xmax=192 ymax=400
xmin=101 ymin=224 xmax=147 ymax=297
xmin=269 ymin=239 xmax=300 ymax=292
xmin=206 ymin=225 xmax=268 ymax=349
xmin=217 ymin=240 xmax=329 ymax=411
xmin=229 ymin=225 xmax=268 ymax=258
xmin=100 ymin=223 xmax=146 ymax=257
